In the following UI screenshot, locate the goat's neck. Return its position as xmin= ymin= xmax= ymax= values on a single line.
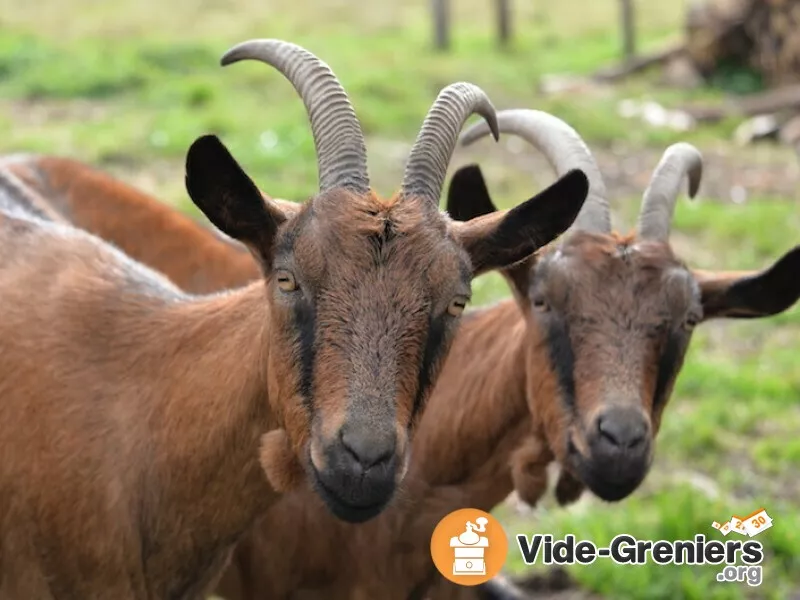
xmin=406 ymin=299 xmax=530 ymax=508
xmin=376 ymin=301 xmax=530 ymax=599
xmin=128 ymin=283 xmax=279 ymax=596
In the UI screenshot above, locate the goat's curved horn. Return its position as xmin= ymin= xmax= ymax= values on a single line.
xmin=221 ymin=39 xmax=369 ymax=195
xmin=460 ymin=108 xmax=610 ymax=233
xmin=637 ymin=142 xmax=703 ymax=242
xmin=401 ymin=82 xmax=499 ymax=207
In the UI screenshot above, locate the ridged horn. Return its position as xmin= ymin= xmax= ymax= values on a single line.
xmin=637 ymin=143 xmax=703 ymax=242
xmin=460 ymin=108 xmax=610 ymax=233
xmin=221 ymin=39 xmax=369 ymax=195
xmin=401 ymin=82 xmax=499 ymax=207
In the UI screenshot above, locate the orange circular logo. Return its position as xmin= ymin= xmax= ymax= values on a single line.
xmin=430 ymin=508 xmax=509 ymax=586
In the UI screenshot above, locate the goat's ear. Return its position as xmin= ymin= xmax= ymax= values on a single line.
xmin=185 ymin=135 xmax=287 ymax=261
xmin=445 ymin=163 xmax=536 ymax=304
xmin=451 ymin=169 xmax=588 ymax=276
xmin=695 ymin=246 xmax=800 ymax=320
xmin=445 ymin=164 xmax=497 ymax=222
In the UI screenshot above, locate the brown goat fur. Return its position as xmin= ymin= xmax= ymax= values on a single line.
xmin=0 ymin=100 xmax=590 ymax=598
xmin=206 ymin=156 xmax=799 ymax=600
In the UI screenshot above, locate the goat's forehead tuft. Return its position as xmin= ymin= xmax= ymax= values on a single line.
xmin=275 ymin=194 xmax=466 ymax=286
xmin=536 ymin=234 xmax=689 ymax=292
xmin=305 ymin=190 xmax=448 ymax=238
xmin=552 ymin=232 xmax=679 ymax=267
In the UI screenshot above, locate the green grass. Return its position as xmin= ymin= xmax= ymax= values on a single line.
xmin=1 ymin=0 xmax=798 ymax=598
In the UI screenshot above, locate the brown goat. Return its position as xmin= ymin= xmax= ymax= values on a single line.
xmin=0 ymin=36 xmax=591 ymax=599
xmin=0 ymin=160 xmax=530 ymax=600
xmin=0 ymin=158 xmax=527 ymax=600
xmin=209 ymin=110 xmax=800 ymax=600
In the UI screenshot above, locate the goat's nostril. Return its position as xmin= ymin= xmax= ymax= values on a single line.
xmin=624 ymin=432 xmax=645 ymax=449
xmin=596 ymin=411 xmax=647 ymax=450
xmin=339 ymin=428 xmax=396 ymax=470
xmin=597 ymin=416 xmax=621 ymax=446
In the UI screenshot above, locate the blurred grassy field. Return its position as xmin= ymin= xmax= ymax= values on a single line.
xmin=1 ymin=0 xmax=798 ymax=598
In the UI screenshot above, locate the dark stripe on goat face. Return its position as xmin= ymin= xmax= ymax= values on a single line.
xmin=652 ymin=331 xmax=684 ymax=411
xmin=293 ymin=298 xmax=317 ymax=413
xmin=543 ymin=316 xmax=577 ymax=412
xmin=410 ymin=315 xmax=447 ymax=427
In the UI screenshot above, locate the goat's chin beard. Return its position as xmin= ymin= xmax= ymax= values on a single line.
xmin=305 ymin=449 xmax=395 ymax=524
xmin=566 ymin=437 xmax=652 ymax=502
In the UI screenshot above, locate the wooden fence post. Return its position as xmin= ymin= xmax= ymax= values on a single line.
xmin=496 ymin=0 xmax=512 ymax=48
xmin=621 ymin=0 xmax=636 ymax=61
xmin=432 ymin=0 xmax=451 ymax=51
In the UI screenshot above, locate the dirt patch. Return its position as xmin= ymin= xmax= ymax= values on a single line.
xmin=591 ymin=143 xmax=799 ymax=204
xmin=453 ymin=135 xmax=799 ymax=207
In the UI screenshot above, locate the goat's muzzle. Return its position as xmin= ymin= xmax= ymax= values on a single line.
xmin=568 ymin=405 xmax=653 ymax=502
xmin=308 ymin=423 xmax=399 ymax=523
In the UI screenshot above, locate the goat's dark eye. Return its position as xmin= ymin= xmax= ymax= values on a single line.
xmin=275 ymin=270 xmax=298 ymax=293
xmin=447 ymin=296 xmax=468 ymax=317
xmin=532 ymin=297 xmax=549 ymax=312
xmin=684 ymin=316 xmax=699 ymax=331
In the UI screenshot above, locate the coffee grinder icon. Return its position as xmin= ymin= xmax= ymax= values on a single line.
xmin=450 ymin=517 xmax=489 ymax=576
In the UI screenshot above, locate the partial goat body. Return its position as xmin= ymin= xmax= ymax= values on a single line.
xmin=0 ymin=41 xmax=592 ymax=598
xmin=0 ymin=185 xmax=275 ymax=599
xmin=0 ymin=154 xmax=260 ymax=293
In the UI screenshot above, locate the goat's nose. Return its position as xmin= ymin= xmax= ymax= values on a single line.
xmin=596 ymin=407 xmax=647 ymax=450
xmin=340 ymin=426 xmax=396 ymax=471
